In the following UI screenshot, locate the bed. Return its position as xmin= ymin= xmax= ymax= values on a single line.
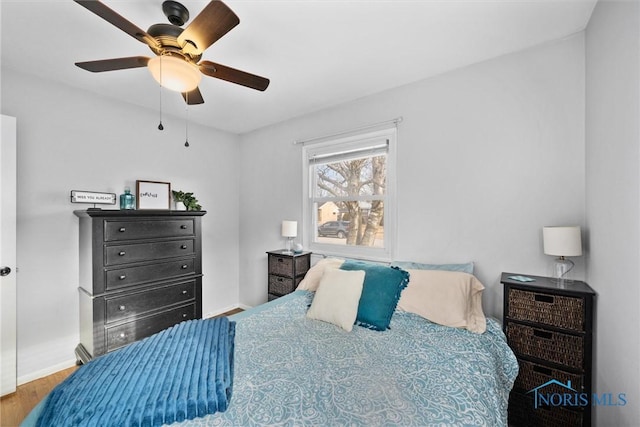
xmin=25 ymin=262 xmax=518 ymax=426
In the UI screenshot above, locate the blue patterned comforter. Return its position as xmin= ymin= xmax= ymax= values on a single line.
xmin=181 ymin=291 xmax=518 ymax=427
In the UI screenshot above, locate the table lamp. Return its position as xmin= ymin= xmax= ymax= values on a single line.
xmin=543 ymin=226 xmax=582 ymax=282
xmin=282 ymin=220 xmax=297 ymax=254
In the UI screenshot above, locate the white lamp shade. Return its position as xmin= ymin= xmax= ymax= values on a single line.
xmin=543 ymin=226 xmax=582 ymax=257
xmin=281 ymin=220 xmax=297 ymax=238
xmin=147 ymin=56 xmax=201 ymax=92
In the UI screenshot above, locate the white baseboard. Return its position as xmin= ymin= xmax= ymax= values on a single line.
xmin=18 ymin=359 xmax=77 ymax=386
xmin=203 ymin=304 xmax=242 ymax=319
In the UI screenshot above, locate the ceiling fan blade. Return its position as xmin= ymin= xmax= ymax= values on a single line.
xmin=177 ymin=1 xmax=239 ymax=55
xmin=200 ymin=61 xmax=270 ymax=91
xmin=76 ymin=56 xmax=150 ymax=72
xmin=182 ymin=88 xmax=205 ymax=105
xmin=74 ymin=0 xmax=159 ymax=48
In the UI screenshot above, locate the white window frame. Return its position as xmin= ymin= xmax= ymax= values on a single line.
xmin=302 ymin=126 xmax=397 ymax=261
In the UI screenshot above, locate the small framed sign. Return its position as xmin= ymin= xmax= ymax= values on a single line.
xmin=136 ymin=180 xmax=171 ymax=210
xmin=70 ymin=190 xmax=116 ymax=205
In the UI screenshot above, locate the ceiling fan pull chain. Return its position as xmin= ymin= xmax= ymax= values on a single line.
xmin=184 ymin=93 xmax=190 ymax=147
xmin=158 ymin=55 xmax=164 ymax=131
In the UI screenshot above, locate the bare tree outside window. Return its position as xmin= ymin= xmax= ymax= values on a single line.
xmin=314 ymin=154 xmax=386 ymax=247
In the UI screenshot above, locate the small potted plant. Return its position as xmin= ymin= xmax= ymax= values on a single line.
xmin=172 ymin=190 xmax=202 ymax=211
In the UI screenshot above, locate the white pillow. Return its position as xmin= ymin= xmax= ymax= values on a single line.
xmin=306 ymin=268 xmax=365 ymax=332
xmin=296 ymin=258 xmax=345 ymax=291
xmin=397 ymin=269 xmax=486 ymax=333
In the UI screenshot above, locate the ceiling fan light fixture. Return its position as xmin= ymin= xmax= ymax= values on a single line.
xmin=148 ymin=55 xmax=201 ymax=92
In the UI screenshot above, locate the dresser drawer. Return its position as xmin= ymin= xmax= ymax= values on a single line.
xmin=106 ymin=259 xmax=195 ymax=291
xmin=104 ymin=219 xmax=194 ymax=241
xmin=105 ymin=239 xmax=194 ymax=266
xmin=106 ymin=303 xmax=197 ymax=352
xmin=508 ymin=288 xmax=585 ymax=332
xmin=506 ymin=323 xmax=584 ymax=370
xmin=105 ymin=280 xmax=196 ymax=323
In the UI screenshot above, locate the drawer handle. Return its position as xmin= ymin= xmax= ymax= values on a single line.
xmin=533 ymin=329 xmax=553 ymax=340
xmin=119 ymin=227 xmax=126 ymax=232
xmin=180 ymin=225 xmax=188 ymax=229
xmin=182 ymin=313 xmax=188 ymax=318
xmin=534 ymin=294 xmax=555 ymax=304
xmin=119 ymin=333 xmax=126 ymax=338
xmin=182 ymin=290 xmax=188 ymax=295
xmin=118 ymin=251 xmax=126 ymax=256
xmin=532 ymin=365 xmax=553 ymax=376
xmin=181 ymin=264 xmax=188 ymax=269
xmin=119 ymin=275 xmax=126 ymax=280
xmin=181 ymin=245 xmax=188 ymax=249
xmin=277 ymin=258 xmax=284 ymax=263
xmin=118 ymin=305 xmax=126 ymax=311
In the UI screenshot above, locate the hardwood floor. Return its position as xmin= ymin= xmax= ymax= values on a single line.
xmin=0 ymin=366 xmax=77 ymax=426
xmin=0 ymin=308 xmax=244 ymax=426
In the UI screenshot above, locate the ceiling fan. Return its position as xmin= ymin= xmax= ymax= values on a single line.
xmin=73 ymin=0 xmax=270 ymax=105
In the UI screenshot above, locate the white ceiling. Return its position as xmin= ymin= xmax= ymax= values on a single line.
xmin=1 ymin=0 xmax=597 ymax=134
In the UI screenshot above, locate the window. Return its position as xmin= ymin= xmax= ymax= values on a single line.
xmin=302 ymin=126 xmax=397 ymax=261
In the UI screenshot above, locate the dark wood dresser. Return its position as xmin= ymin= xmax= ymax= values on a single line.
xmin=501 ymin=273 xmax=596 ymax=427
xmin=266 ymin=250 xmax=311 ymax=301
xmin=74 ymin=209 xmax=206 ymax=363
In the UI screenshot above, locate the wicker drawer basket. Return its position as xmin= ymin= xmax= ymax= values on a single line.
xmin=515 ymin=359 xmax=584 ymax=394
xmin=508 ymin=392 xmax=584 ymax=427
xmin=268 ymin=275 xmax=295 ymax=296
xmin=508 ymin=289 xmax=585 ymax=332
xmin=507 ymin=323 xmax=584 ymax=370
xmin=269 ymin=255 xmax=294 ymax=277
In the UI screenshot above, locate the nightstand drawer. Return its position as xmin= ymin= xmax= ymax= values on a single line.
xmin=268 ymin=255 xmax=295 ymax=277
xmin=506 ymin=323 xmax=584 ymax=369
xmin=105 ymin=280 xmax=196 ymax=323
xmin=105 ymin=239 xmax=194 ymax=266
xmin=508 ymin=392 xmax=584 ymax=427
xmin=515 ymin=359 xmax=585 ymax=394
xmin=269 ymin=275 xmax=297 ymax=296
xmin=104 ymin=219 xmax=194 ymax=241
xmin=508 ymin=288 xmax=585 ymax=332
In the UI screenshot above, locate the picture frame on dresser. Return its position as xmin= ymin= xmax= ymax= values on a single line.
xmin=136 ymin=180 xmax=171 ymax=210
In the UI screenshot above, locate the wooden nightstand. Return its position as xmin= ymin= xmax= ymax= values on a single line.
xmin=501 ymin=273 xmax=596 ymax=427
xmin=266 ymin=250 xmax=311 ymax=301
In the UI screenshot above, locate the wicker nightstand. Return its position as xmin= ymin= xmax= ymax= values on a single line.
xmin=501 ymin=273 xmax=596 ymax=427
xmin=266 ymin=250 xmax=311 ymax=301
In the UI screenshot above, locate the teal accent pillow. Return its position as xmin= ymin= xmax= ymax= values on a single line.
xmin=340 ymin=260 xmax=410 ymax=331
xmin=391 ymin=261 xmax=474 ymax=274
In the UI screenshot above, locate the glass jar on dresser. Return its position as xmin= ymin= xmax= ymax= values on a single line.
xmin=74 ymin=209 xmax=206 ymax=363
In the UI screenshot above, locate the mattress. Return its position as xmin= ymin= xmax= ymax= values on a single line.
xmin=187 ymin=290 xmax=518 ymax=426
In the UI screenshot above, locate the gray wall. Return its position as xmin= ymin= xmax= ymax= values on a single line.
xmin=586 ymin=1 xmax=640 ymax=424
xmin=239 ymin=34 xmax=586 ymax=318
xmin=1 ymin=68 xmax=241 ymax=381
